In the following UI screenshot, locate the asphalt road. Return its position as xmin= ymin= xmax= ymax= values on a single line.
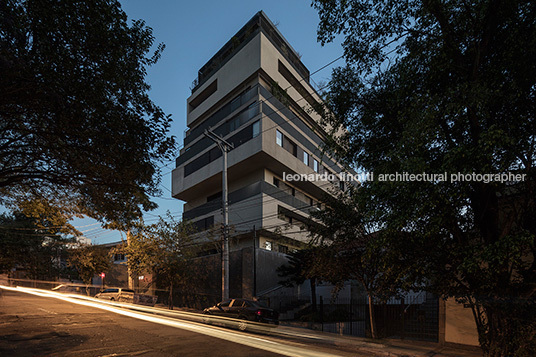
xmin=0 ymin=289 xmax=284 ymax=357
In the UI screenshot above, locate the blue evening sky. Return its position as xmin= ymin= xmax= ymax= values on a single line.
xmin=78 ymin=0 xmax=345 ymax=244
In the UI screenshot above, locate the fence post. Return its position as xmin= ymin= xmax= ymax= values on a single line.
xmin=349 ymin=297 xmax=353 ymax=335
xmin=401 ymin=297 xmax=405 ymax=340
xmin=320 ymin=295 xmax=324 ymax=332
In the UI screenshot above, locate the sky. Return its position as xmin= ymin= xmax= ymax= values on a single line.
xmin=78 ymin=0 xmax=345 ymax=244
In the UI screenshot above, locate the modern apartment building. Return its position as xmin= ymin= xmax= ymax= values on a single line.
xmin=171 ymin=11 xmax=347 ymax=298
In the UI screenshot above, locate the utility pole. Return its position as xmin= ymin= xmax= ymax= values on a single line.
xmin=253 ymin=225 xmax=257 ymax=298
xmin=204 ymin=128 xmax=233 ymax=302
xmin=126 ymin=229 xmax=134 ymax=290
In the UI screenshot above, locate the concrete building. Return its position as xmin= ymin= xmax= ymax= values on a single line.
xmin=171 ymin=11 xmax=347 ymax=300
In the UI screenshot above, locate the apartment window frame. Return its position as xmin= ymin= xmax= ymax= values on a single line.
xmin=313 ymin=159 xmax=319 ymax=173
xmin=303 ymin=151 xmax=309 ymax=166
xmin=276 ymin=130 xmax=283 ymax=146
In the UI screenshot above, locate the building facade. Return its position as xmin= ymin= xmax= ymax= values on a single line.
xmin=172 ymin=11 xmax=347 ymax=299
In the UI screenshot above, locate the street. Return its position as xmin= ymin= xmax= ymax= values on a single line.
xmin=0 ymin=288 xmax=378 ymax=357
xmin=0 ymin=289 xmax=285 ymax=357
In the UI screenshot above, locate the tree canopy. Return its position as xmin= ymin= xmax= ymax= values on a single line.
xmin=0 ymin=0 xmax=175 ymax=227
xmin=313 ymin=0 xmax=535 ymax=354
xmin=0 ymin=212 xmax=73 ymax=279
xmin=68 ymin=244 xmax=112 ymax=293
xmin=116 ymin=214 xmax=198 ymax=309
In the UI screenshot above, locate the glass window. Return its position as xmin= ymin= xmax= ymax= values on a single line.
xmin=219 ymin=300 xmax=231 ymax=307
xmin=313 ymin=159 xmax=319 ymax=173
xmin=230 ymin=96 xmax=241 ymax=111
xmin=252 ymin=120 xmax=260 ymax=138
xmin=231 ymin=299 xmax=245 ymax=307
xmin=264 ymin=241 xmax=273 ymax=251
xmin=276 ymin=130 xmax=283 ymax=146
xmin=303 ymin=151 xmax=309 ymax=166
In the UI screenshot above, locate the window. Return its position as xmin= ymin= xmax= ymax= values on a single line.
xmin=231 ymin=299 xmax=245 ymax=307
xmin=278 ymin=245 xmax=289 ymax=254
xmin=303 ymin=151 xmax=309 ymax=166
xmin=276 ymin=130 xmax=283 ymax=146
xmin=313 ymin=159 xmax=319 ymax=173
xmin=207 ymin=191 xmax=222 ymax=202
xmin=194 ymin=216 xmax=214 ymax=232
xmin=189 ymin=79 xmax=217 ymax=111
xmin=273 ymin=177 xmax=280 ymax=187
xmin=295 ymin=190 xmax=309 ymax=205
xmin=229 ymin=116 xmax=240 ymax=131
xmin=283 ymin=136 xmax=297 ymax=156
xmin=114 ymin=254 xmax=125 ymax=261
xmin=230 ymin=96 xmax=241 ymax=111
xmin=278 ymin=211 xmax=292 ymax=223
xmin=339 ymin=181 xmax=345 ymax=191
xmin=277 ymin=180 xmax=294 ymax=196
xmin=252 ymin=120 xmax=260 ymax=138
xmin=264 ymin=241 xmax=273 ymax=251
xmin=219 ymin=300 xmax=231 ymax=307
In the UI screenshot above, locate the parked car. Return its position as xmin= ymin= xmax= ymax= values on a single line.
xmin=95 ymin=288 xmax=134 ymax=302
xmin=203 ymin=298 xmax=279 ymax=331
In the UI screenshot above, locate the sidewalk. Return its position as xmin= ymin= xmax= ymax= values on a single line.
xmin=130 ymin=304 xmax=484 ymax=356
xmin=276 ymin=323 xmax=482 ymax=357
xmin=320 ymin=333 xmax=481 ymax=356
xmin=346 ymin=338 xmax=483 ymax=357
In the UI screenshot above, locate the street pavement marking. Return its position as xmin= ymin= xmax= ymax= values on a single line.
xmin=37 ymin=307 xmax=58 ymax=314
xmin=1 ymin=285 xmax=343 ymax=357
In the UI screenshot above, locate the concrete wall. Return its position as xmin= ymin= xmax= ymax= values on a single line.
xmin=444 ymin=298 xmax=480 ymax=346
xmin=255 ymin=246 xmax=290 ymax=294
xmin=258 ymin=32 xmax=323 ymax=124
xmin=187 ymin=34 xmax=262 ymax=126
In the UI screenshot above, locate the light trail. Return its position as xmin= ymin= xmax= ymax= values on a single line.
xmin=1 ymin=285 xmax=343 ymax=357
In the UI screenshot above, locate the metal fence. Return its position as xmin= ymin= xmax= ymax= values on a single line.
xmin=315 ymin=292 xmax=439 ymax=341
xmin=372 ymin=292 xmax=439 ymax=341
xmin=261 ymin=287 xmax=439 ymax=342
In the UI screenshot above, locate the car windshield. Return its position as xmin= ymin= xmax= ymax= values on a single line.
xmin=218 ymin=300 xmax=231 ymax=307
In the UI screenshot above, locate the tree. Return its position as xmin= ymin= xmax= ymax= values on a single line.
xmin=308 ymin=188 xmax=413 ymax=339
xmin=277 ymin=246 xmax=323 ymax=312
xmin=117 ymin=214 xmax=198 ymax=309
xmin=68 ymin=244 xmax=112 ymax=295
xmin=0 ymin=212 xmax=73 ymax=280
xmin=0 ymin=0 xmax=175 ymax=228
xmin=313 ymin=0 xmax=535 ymax=354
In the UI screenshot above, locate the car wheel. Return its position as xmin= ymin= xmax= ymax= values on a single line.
xmin=238 ymin=316 xmax=248 ymax=332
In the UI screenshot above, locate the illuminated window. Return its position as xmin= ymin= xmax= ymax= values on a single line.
xmin=276 ymin=130 xmax=283 ymax=146
xmin=313 ymin=159 xmax=319 ymax=173
xmin=303 ymin=151 xmax=309 ymax=165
